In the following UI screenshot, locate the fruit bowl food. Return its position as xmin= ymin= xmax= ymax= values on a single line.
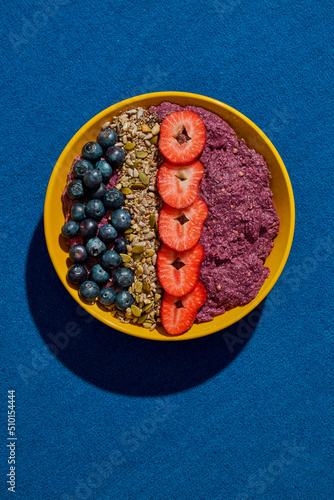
xmin=44 ymin=92 xmax=295 ymax=341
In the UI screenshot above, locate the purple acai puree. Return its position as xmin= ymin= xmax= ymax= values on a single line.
xmin=150 ymin=102 xmax=280 ymax=322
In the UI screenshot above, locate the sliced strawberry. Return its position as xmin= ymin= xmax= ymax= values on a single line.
xmin=158 ymin=197 xmax=208 ymax=252
xmin=157 ymin=243 xmax=204 ymax=297
xmin=159 ymin=111 xmax=206 ymax=165
xmin=157 ymin=160 xmax=204 ymax=209
xmin=161 ymin=281 xmax=207 ymax=335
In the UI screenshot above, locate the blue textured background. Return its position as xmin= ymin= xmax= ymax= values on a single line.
xmin=1 ymin=0 xmax=333 ymax=499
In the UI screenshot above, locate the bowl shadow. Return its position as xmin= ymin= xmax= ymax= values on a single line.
xmin=27 ymin=217 xmax=265 ymax=396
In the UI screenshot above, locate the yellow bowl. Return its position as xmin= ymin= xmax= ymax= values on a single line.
xmin=44 ymin=92 xmax=295 ymax=341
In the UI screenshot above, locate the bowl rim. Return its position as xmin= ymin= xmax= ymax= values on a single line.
xmin=44 ymin=91 xmax=295 ymax=341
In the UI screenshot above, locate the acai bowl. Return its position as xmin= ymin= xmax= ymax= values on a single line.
xmin=44 ymin=92 xmax=295 ymax=341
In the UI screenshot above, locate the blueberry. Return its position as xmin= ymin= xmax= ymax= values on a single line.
xmin=82 ymin=142 xmax=103 ymax=162
xmin=79 ymin=281 xmax=100 ymax=300
xmin=114 ymin=237 xmax=128 ymax=254
xmin=83 ymin=169 xmax=103 ymax=189
xmin=98 ymin=287 xmax=117 ymax=307
xmin=61 ymin=221 xmax=79 ymax=238
xmin=85 ymin=199 xmax=106 ymax=220
xmin=90 ymin=264 xmax=110 ymax=286
xmin=98 ymin=224 xmax=118 ymax=243
xmin=79 ymin=218 xmax=98 ymax=238
xmin=116 ymin=291 xmax=135 ymax=310
xmin=73 ymin=159 xmax=93 ymax=179
xmin=95 ymin=160 xmax=113 ymax=183
xmin=113 ymin=267 xmax=134 ymax=289
xmin=69 ymin=244 xmax=88 ymax=263
xmin=105 ymin=146 xmax=125 ymax=168
xmin=67 ymin=264 xmax=87 ymax=284
xmin=104 ymin=189 xmax=125 ymax=210
xmin=86 ymin=237 xmax=106 ymax=257
xmin=86 ymin=182 xmax=107 ymax=201
xmin=111 ymin=209 xmax=132 ymax=232
xmin=71 ymin=203 xmax=86 ymax=222
xmin=67 ymin=179 xmax=84 ymax=200
xmin=101 ymin=250 xmax=122 ymax=270
xmin=97 ymin=129 xmax=118 ymax=150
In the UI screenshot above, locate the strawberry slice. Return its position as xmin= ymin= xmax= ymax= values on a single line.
xmin=157 ymin=160 xmax=204 ymax=209
xmin=158 ymin=197 xmax=208 ymax=252
xmin=157 ymin=243 xmax=204 ymax=297
xmin=161 ymin=281 xmax=207 ymax=335
xmin=159 ymin=111 xmax=206 ymax=165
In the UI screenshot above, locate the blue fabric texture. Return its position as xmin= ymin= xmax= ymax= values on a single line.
xmin=1 ymin=0 xmax=333 ymax=498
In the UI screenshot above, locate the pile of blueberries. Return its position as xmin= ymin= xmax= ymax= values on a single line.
xmin=61 ymin=128 xmax=135 ymax=311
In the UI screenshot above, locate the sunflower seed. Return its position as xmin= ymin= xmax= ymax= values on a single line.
xmin=151 ymin=123 xmax=159 ymax=135
xmin=145 ymin=231 xmax=155 ymax=240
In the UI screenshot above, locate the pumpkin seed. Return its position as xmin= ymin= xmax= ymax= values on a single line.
xmin=133 ymin=253 xmax=142 ymax=262
xmin=142 ymin=301 xmax=154 ymax=312
xmin=138 ymin=172 xmax=149 ymax=185
xmin=124 ymin=142 xmax=135 ymax=150
xmin=136 ymin=151 xmax=148 ymax=159
xmin=121 ymin=187 xmax=132 ymax=195
xmin=135 ymin=294 xmax=140 ymax=303
xmin=141 ymin=124 xmax=151 ymax=133
xmin=149 ymin=214 xmax=156 ymax=228
xmin=132 ymin=183 xmax=146 ymax=190
xmin=134 ymin=281 xmax=143 ymax=293
xmin=150 ymin=135 xmax=158 ymax=145
xmin=124 ymin=228 xmax=134 ymax=234
xmin=142 ymin=280 xmax=150 ymax=293
xmin=145 ymin=248 xmax=155 ymax=257
xmin=120 ymin=253 xmax=131 ymax=263
xmin=137 ymin=314 xmax=148 ymax=324
xmin=133 ymin=160 xmax=142 ymax=168
xmin=132 ymin=245 xmax=144 ymax=254
xmin=131 ymin=304 xmax=142 ymax=317
xmin=135 ymin=265 xmax=143 ymax=276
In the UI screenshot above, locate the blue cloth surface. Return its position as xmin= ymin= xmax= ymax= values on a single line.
xmin=1 ymin=0 xmax=334 ymax=499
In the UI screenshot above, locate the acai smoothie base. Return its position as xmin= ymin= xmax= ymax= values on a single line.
xmin=62 ymin=102 xmax=279 ymax=331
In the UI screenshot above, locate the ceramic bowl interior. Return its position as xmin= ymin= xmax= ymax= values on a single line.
xmin=44 ymin=92 xmax=295 ymax=341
